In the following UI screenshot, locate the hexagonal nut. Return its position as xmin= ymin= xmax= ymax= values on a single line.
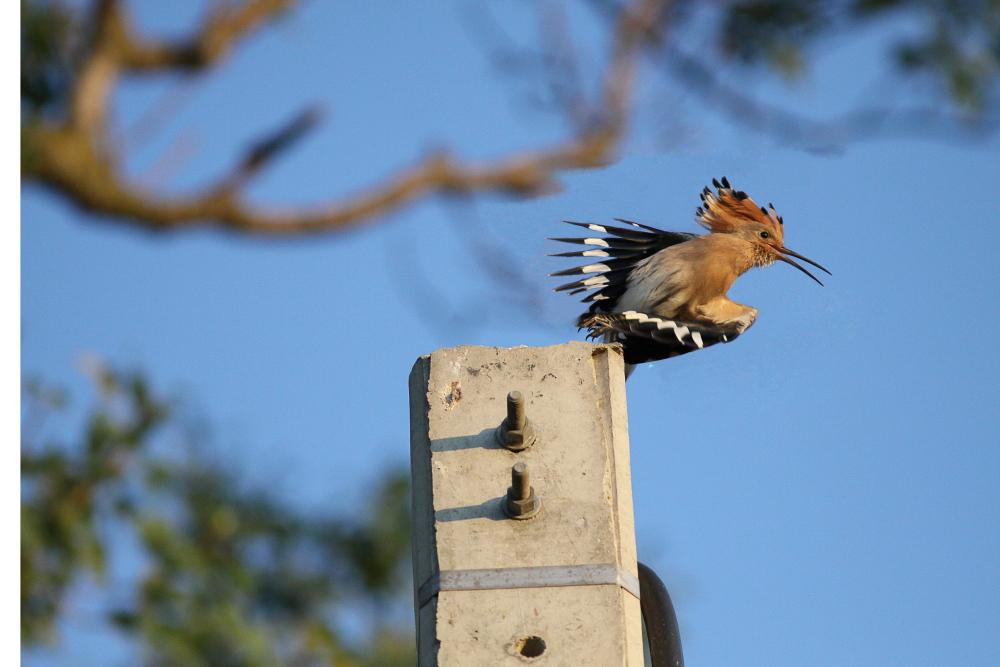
xmin=504 ymin=489 xmax=541 ymax=519
xmin=496 ymin=420 xmax=536 ymax=451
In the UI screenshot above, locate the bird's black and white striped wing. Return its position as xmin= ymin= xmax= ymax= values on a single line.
xmin=582 ymin=311 xmax=743 ymax=365
xmin=548 ymin=220 xmax=696 ymax=316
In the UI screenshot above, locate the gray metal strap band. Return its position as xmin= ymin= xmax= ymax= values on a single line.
xmin=418 ymin=564 xmax=641 ymax=608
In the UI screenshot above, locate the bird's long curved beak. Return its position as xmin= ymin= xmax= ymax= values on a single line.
xmin=777 ymin=247 xmax=831 ymax=286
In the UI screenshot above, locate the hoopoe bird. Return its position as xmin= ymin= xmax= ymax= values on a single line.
xmin=550 ymin=177 xmax=829 ymax=376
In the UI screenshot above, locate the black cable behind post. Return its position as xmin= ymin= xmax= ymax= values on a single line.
xmin=637 ymin=561 xmax=684 ymax=667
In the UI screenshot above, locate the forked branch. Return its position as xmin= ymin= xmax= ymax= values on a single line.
xmin=22 ymin=0 xmax=670 ymax=236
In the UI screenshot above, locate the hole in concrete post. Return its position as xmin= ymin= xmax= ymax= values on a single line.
xmin=517 ymin=636 xmax=546 ymax=658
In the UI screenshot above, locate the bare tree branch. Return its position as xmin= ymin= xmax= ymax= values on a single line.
xmin=100 ymin=0 xmax=298 ymax=72
xmin=22 ymin=0 xmax=670 ymax=236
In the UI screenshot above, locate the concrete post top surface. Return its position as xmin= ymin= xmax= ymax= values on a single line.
xmin=410 ymin=340 xmax=635 ymax=573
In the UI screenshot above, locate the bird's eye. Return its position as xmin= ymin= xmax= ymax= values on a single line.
xmin=759 ymin=231 xmax=770 ymax=239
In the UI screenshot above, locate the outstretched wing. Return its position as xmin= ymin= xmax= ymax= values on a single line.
xmin=581 ymin=311 xmax=744 ymax=365
xmin=548 ymin=220 xmax=696 ymax=317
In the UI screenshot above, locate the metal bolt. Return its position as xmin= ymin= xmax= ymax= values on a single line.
xmin=511 ymin=461 xmax=530 ymax=499
xmin=507 ymin=391 xmax=526 ymax=430
xmin=496 ymin=391 xmax=536 ymax=451
xmin=503 ymin=462 xmax=541 ymax=520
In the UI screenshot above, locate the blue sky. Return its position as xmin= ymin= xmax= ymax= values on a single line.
xmin=21 ymin=1 xmax=1000 ymax=665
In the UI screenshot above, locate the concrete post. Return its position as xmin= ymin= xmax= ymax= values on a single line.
xmin=409 ymin=342 xmax=642 ymax=666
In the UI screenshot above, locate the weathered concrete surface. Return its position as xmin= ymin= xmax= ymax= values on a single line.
xmin=409 ymin=342 xmax=642 ymax=666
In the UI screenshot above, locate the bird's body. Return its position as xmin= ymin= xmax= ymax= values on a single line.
xmin=616 ymin=233 xmax=760 ymax=326
xmin=550 ymin=178 xmax=828 ymax=374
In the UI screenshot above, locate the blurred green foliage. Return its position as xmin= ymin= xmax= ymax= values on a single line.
xmin=720 ymin=0 xmax=823 ymax=77
xmin=21 ymin=363 xmax=414 ymax=666
xmin=21 ymin=0 xmax=79 ymax=115
xmin=719 ymin=0 xmax=1000 ymax=109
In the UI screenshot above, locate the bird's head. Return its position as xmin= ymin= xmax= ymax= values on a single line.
xmin=695 ymin=177 xmax=830 ymax=285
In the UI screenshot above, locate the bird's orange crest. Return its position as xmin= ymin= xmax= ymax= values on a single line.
xmin=695 ymin=177 xmax=784 ymax=241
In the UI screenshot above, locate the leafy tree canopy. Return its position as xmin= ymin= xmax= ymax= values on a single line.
xmin=22 ymin=363 xmax=414 ymax=666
